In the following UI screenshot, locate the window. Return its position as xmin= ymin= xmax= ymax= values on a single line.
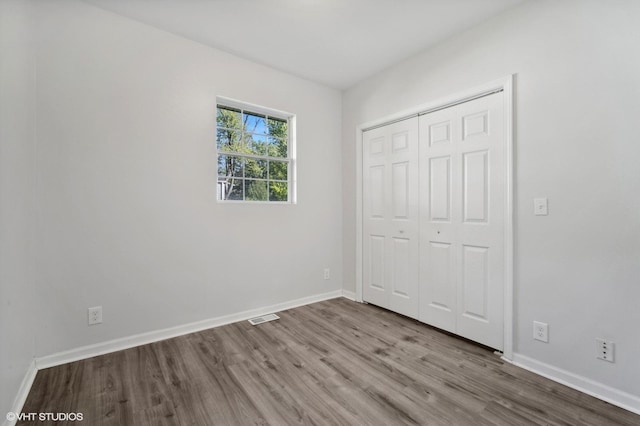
xmin=216 ymin=100 xmax=294 ymax=203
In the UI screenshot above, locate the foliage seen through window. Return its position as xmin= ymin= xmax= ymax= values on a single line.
xmin=216 ymin=105 xmax=290 ymax=202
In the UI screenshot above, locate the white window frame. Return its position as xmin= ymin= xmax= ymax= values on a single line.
xmin=216 ymin=96 xmax=296 ymax=204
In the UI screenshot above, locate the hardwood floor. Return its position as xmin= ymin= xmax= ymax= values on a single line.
xmin=20 ymin=298 xmax=639 ymax=425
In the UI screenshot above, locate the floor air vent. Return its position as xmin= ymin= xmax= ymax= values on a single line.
xmin=248 ymin=313 xmax=280 ymax=325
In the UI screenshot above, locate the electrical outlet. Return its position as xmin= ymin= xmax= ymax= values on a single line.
xmin=596 ymin=338 xmax=614 ymax=362
xmin=533 ymin=321 xmax=548 ymax=342
xmin=323 ymin=268 xmax=330 ymax=280
xmin=88 ymin=306 xmax=102 ymax=325
xmin=534 ymin=198 xmax=548 ymax=216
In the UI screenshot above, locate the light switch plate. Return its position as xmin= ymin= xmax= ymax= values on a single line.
xmin=534 ymin=198 xmax=548 ymax=216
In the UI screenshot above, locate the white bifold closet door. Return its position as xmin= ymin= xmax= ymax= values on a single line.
xmin=419 ymin=92 xmax=505 ymax=350
xmin=363 ymin=118 xmax=420 ymax=320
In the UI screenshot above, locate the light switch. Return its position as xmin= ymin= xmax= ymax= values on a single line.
xmin=534 ymin=198 xmax=548 ymax=216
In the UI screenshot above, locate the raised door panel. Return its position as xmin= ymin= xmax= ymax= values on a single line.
xmin=429 ymin=156 xmax=451 ymax=222
xmin=463 ymin=150 xmax=488 ymax=224
xmin=363 ymin=234 xmax=387 ymax=309
xmin=460 ymin=245 xmax=489 ymax=321
xmin=457 ymin=241 xmax=504 ymax=350
xmin=391 ymin=238 xmax=410 ymax=297
xmin=421 ymin=241 xmax=456 ymax=332
xmin=369 ymin=165 xmax=385 ymax=219
xmin=429 ymin=121 xmax=451 ymax=147
xmin=392 ymin=162 xmax=409 ymax=220
xmin=389 ymin=233 xmax=419 ymax=319
xmin=369 ymin=136 xmax=385 ymax=157
xmin=369 ymin=236 xmax=386 ymax=291
xmin=392 ymin=131 xmax=409 ymax=152
xmin=462 ymin=110 xmax=489 ymax=141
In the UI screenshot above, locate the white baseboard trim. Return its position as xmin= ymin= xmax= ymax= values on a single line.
xmin=341 ymin=289 xmax=356 ymax=301
xmin=28 ymin=294 xmax=640 ymax=423
xmin=510 ymin=353 xmax=640 ymax=415
xmin=3 ymin=359 xmax=38 ymax=426
xmin=36 ymin=290 xmax=344 ymax=370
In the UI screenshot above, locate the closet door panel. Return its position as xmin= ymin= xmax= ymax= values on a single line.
xmin=363 ymin=119 xmax=419 ymax=319
xmin=420 ymin=92 xmax=505 ymax=350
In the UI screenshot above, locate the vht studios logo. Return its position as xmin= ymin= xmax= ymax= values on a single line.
xmin=6 ymin=412 xmax=84 ymax=422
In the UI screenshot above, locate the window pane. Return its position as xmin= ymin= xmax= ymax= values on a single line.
xmin=218 ymin=177 xmax=243 ymax=201
xmin=269 ymin=160 xmax=288 ymax=181
xmin=218 ymin=155 xmax=243 ymax=178
xmin=267 ymin=117 xmax=288 ymax=158
xmin=245 ymin=180 xmax=268 ymax=201
xmin=245 ymin=158 xmax=267 ymax=179
xmin=266 ymin=136 xmax=287 ymax=158
xmin=246 ymin=133 xmax=267 ymax=156
xmin=217 ymin=107 xmax=242 ymax=130
xmin=269 ymin=182 xmax=288 ymax=202
xmin=217 ymin=128 xmax=243 ymax=152
xmin=243 ymin=112 xmax=267 ymax=135
xmin=267 ymin=117 xmax=287 ymax=138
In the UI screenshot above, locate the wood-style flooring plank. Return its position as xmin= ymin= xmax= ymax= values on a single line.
xmin=18 ymin=298 xmax=640 ymax=425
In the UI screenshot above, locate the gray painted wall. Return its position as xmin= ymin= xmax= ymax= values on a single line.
xmin=342 ymin=0 xmax=640 ymax=400
xmin=0 ymin=0 xmax=37 ymax=419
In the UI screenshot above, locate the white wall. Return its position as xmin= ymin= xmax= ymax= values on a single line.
xmin=0 ymin=0 xmax=37 ymax=417
xmin=343 ymin=0 xmax=640 ymax=402
xmin=32 ymin=0 xmax=342 ymax=356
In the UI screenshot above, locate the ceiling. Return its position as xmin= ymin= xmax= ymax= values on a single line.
xmin=81 ymin=0 xmax=526 ymax=89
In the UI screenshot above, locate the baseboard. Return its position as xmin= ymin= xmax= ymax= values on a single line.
xmin=10 ymin=298 xmax=639 ymax=422
xmin=341 ymin=289 xmax=356 ymax=301
xmin=3 ymin=359 xmax=38 ymax=426
xmin=510 ymin=353 xmax=640 ymax=415
xmin=36 ymin=289 xmax=344 ymax=370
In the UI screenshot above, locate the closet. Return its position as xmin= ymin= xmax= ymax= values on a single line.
xmin=362 ymin=91 xmax=505 ymax=350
